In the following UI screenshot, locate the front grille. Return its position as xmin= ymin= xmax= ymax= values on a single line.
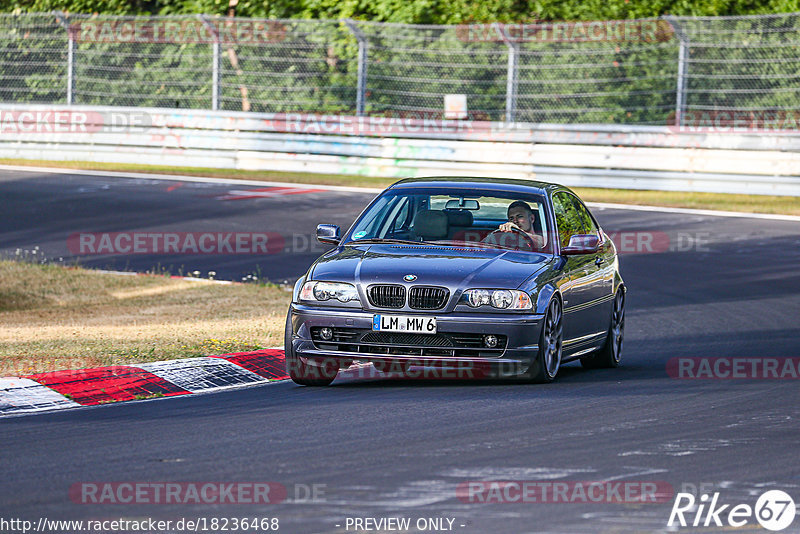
xmin=409 ymin=286 xmax=449 ymax=310
xmin=311 ymin=328 xmax=507 ymax=358
xmin=368 ymin=285 xmax=406 ymax=308
xmin=361 ymin=332 xmax=453 ymax=347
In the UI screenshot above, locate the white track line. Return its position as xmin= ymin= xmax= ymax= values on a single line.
xmin=587 ymin=201 xmax=800 ymax=222
xmin=1 ymin=164 xmax=797 ymax=221
xmin=93 ymin=269 xmax=234 ymax=284
xmin=0 ymin=164 xmax=382 ymax=194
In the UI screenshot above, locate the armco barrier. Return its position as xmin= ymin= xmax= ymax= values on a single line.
xmin=1 ymin=104 xmax=799 ymax=196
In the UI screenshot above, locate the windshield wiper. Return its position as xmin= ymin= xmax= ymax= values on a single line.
xmin=352 ymin=238 xmax=528 ymax=251
xmin=349 ymin=238 xmax=424 ymax=245
xmin=428 ymin=239 xmax=518 ymax=251
xmin=353 ymin=238 xmax=519 ymax=250
xmin=426 ymin=240 xmax=495 ymax=249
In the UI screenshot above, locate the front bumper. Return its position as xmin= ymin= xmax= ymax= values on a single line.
xmin=289 ymin=303 xmax=543 ymax=370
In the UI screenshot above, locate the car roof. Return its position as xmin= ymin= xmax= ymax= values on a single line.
xmin=388 ymin=176 xmax=564 ymax=195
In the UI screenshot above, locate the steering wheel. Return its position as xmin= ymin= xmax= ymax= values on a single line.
xmin=483 ymin=226 xmax=540 ymax=251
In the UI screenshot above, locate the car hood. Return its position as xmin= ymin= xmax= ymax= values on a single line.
xmin=310 ymin=243 xmax=551 ymax=290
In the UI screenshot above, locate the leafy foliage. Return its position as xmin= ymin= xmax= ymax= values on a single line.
xmin=1 ymin=3 xmax=799 ymax=124
xmin=3 ymin=0 xmax=800 ymax=21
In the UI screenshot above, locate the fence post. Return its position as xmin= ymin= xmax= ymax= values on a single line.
xmin=53 ymin=11 xmax=74 ymax=105
xmin=344 ymin=19 xmax=367 ymax=116
xmin=498 ymin=24 xmax=518 ymax=123
xmin=666 ymin=17 xmax=689 ymax=127
xmin=505 ymin=42 xmax=519 ymax=123
xmin=198 ymin=15 xmax=221 ymax=111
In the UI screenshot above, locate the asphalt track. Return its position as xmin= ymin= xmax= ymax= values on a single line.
xmin=0 ymin=167 xmax=372 ymax=283
xmin=1 ymin=168 xmax=800 ymax=533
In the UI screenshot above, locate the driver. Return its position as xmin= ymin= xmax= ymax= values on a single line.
xmin=496 ymin=200 xmax=544 ymax=249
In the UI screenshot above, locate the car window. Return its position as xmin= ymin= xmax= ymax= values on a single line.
xmin=347 ymin=188 xmax=553 ymax=254
xmin=553 ymin=192 xmax=583 ymax=248
xmin=349 ymin=195 xmax=396 ymax=238
xmin=390 ymin=197 xmax=411 ymax=232
xmin=571 ymin=196 xmax=599 ymax=237
xmin=430 ymin=195 xmax=507 ymax=219
xmin=533 ymin=202 xmax=549 ymax=243
xmin=429 ymin=196 xmax=449 ymax=211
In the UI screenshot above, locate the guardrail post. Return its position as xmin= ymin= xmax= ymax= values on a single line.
xmin=498 ymin=24 xmax=518 ymax=123
xmin=666 ymin=17 xmax=689 ymax=127
xmin=344 ymin=19 xmax=368 ymax=116
xmin=199 ymin=15 xmax=221 ymax=111
xmin=53 ymin=11 xmax=74 ymax=105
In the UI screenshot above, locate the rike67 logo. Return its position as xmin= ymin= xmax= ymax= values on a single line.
xmin=668 ymin=490 xmax=796 ymax=531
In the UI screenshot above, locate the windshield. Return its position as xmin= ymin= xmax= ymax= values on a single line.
xmin=346 ymin=187 xmax=554 ymax=254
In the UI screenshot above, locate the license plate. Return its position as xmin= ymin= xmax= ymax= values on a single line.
xmin=372 ymin=314 xmax=437 ymax=334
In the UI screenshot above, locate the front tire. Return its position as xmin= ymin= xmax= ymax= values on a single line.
xmin=523 ymin=297 xmax=563 ymax=383
xmin=284 ymin=311 xmax=338 ymax=386
xmin=581 ymin=288 xmax=625 ymax=369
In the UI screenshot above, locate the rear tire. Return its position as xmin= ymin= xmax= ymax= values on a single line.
xmin=581 ymin=288 xmax=625 ymax=369
xmin=284 ymin=311 xmax=338 ymax=386
xmin=522 ymin=298 xmax=563 ymax=383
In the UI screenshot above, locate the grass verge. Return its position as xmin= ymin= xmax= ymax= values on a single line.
xmin=0 ymin=260 xmax=291 ymax=376
xmin=572 ymin=187 xmax=800 ymax=216
xmin=2 ymin=158 xmax=798 ymax=216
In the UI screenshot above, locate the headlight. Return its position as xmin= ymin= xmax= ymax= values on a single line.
xmin=463 ymin=289 xmax=532 ymax=310
xmin=467 ymin=289 xmax=491 ymax=307
xmin=300 ymin=281 xmax=359 ymax=303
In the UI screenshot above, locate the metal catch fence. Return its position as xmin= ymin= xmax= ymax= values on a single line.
xmin=1 ymin=12 xmax=799 ymax=125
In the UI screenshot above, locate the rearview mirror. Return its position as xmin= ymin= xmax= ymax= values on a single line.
xmin=561 ymin=234 xmax=600 ymax=255
xmin=444 ymin=199 xmax=480 ymax=210
xmin=316 ymin=224 xmax=341 ymax=245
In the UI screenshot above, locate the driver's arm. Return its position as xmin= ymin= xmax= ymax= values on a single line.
xmin=498 ymin=222 xmax=519 ymax=232
xmin=494 ymin=222 xmax=544 ymax=249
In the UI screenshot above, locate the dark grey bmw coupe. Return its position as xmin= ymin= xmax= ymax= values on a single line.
xmin=285 ymin=177 xmax=625 ymax=385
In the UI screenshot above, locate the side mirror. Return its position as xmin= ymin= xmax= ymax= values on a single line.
xmin=562 ymin=234 xmax=600 ymax=255
xmin=316 ymin=224 xmax=341 ymax=245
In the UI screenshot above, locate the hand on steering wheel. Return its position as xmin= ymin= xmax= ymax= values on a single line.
xmin=484 ymin=225 xmax=541 ymax=251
